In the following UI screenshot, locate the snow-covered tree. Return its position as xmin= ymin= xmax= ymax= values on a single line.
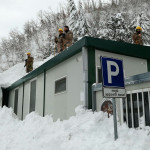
xmin=77 ymin=1 xmax=90 ymax=38
xmin=103 ymin=13 xmax=128 ymax=42
xmin=68 ymin=0 xmax=79 ymax=41
xmin=1 ymin=0 xmax=150 ymax=72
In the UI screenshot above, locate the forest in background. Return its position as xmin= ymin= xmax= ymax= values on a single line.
xmin=0 ymin=0 xmax=150 ymax=72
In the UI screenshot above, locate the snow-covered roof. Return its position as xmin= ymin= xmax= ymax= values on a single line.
xmin=5 ymin=36 xmax=150 ymax=91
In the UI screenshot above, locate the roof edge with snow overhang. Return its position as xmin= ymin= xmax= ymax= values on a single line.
xmin=6 ymin=36 xmax=150 ymax=91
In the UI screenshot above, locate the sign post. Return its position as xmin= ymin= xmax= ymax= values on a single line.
xmin=112 ymin=98 xmax=118 ymax=140
xmin=100 ymin=56 xmax=126 ymax=141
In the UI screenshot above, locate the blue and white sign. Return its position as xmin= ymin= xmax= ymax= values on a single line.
xmin=101 ymin=56 xmax=126 ymax=98
xmin=101 ymin=56 xmax=125 ymax=88
xmin=100 ymin=56 xmax=125 ymax=140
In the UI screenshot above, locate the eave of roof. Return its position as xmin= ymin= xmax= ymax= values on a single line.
xmin=85 ymin=37 xmax=150 ymax=59
xmin=6 ymin=37 xmax=150 ymax=91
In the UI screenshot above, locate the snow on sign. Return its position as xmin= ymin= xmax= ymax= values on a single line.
xmin=101 ymin=56 xmax=126 ymax=98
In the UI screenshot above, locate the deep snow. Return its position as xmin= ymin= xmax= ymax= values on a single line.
xmin=0 ymin=55 xmax=54 ymax=88
xmin=0 ymin=105 xmax=149 ymax=150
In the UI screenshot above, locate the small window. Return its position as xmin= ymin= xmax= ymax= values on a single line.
xmin=55 ymin=77 xmax=66 ymax=94
xmin=14 ymin=89 xmax=19 ymax=115
xmin=30 ymin=80 xmax=36 ymax=112
xmin=96 ymin=67 xmax=102 ymax=83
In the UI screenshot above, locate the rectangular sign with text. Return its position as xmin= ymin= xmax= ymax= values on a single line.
xmin=103 ymin=88 xmax=126 ymax=98
xmin=101 ymin=56 xmax=126 ymax=98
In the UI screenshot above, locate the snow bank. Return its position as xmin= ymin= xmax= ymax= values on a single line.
xmin=0 ymin=105 xmax=149 ymax=150
xmin=0 ymin=55 xmax=54 ymax=88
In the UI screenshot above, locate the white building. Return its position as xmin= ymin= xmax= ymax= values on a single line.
xmin=2 ymin=37 xmax=150 ymax=127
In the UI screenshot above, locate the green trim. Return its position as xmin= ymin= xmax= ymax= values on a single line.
xmin=85 ymin=37 xmax=150 ymax=59
xmin=7 ymin=38 xmax=84 ymax=91
xmin=43 ymin=70 xmax=46 ymax=117
xmin=21 ymin=82 xmax=25 ymax=120
xmin=6 ymin=37 xmax=150 ymax=91
xmin=88 ymin=47 xmax=96 ymax=109
xmin=147 ymin=59 xmax=150 ymax=72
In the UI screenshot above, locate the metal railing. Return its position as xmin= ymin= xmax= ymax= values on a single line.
xmin=92 ymin=72 xmax=150 ymax=128
xmin=123 ymin=89 xmax=150 ymax=128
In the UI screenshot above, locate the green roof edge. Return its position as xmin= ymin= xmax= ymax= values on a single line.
xmin=86 ymin=37 xmax=150 ymax=59
xmin=6 ymin=36 xmax=150 ymax=91
xmin=6 ymin=37 xmax=86 ymax=91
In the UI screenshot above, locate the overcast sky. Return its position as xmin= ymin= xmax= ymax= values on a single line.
xmin=0 ymin=0 xmax=109 ymax=39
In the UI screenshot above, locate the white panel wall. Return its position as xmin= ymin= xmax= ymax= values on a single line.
xmin=95 ymin=50 xmax=147 ymax=78
xmin=45 ymin=67 xmax=67 ymax=120
xmin=35 ymin=73 xmax=44 ymax=116
xmin=23 ymin=81 xmax=30 ymax=119
xmin=8 ymin=73 xmax=45 ymax=119
xmin=8 ymin=73 xmax=44 ymax=119
xmin=126 ymin=82 xmax=150 ymax=91
xmin=45 ymin=52 xmax=84 ymax=121
xmin=18 ymin=85 xmax=23 ymax=119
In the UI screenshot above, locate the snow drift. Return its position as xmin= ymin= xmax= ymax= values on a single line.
xmin=0 ymin=55 xmax=54 ymax=88
xmin=0 ymin=105 xmax=149 ymax=150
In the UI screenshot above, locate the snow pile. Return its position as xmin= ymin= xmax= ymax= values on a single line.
xmin=0 ymin=55 xmax=54 ymax=88
xmin=0 ymin=105 xmax=149 ymax=150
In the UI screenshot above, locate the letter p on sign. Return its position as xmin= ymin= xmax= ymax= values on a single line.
xmin=101 ymin=57 xmax=125 ymax=88
xmin=107 ymin=61 xmax=119 ymax=84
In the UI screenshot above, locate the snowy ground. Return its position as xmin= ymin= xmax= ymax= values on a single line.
xmin=0 ymin=55 xmax=54 ymax=88
xmin=0 ymin=105 xmax=149 ymax=150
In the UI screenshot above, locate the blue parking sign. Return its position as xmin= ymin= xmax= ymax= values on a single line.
xmin=101 ymin=56 xmax=125 ymax=88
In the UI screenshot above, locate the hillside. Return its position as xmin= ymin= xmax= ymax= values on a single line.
xmin=0 ymin=0 xmax=150 ymax=72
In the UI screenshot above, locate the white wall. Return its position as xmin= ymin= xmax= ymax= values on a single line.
xmin=23 ymin=81 xmax=30 ymax=119
xmin=8 ymin=73 xmax=45 ymax=119
xmin=45 ymin=52 xmax=84 ymax=121
xmin=18 ymin=85 xmax=23 ymax=119
xmin=35 ymin=73 xmax=44 ymax=116
xmin=95 ymin=50 xmax=148 ymax=79
xmin=8 ymin=86 xmax=23 ymax=118
xmin=126 ymin=82 xmax=150 ymax=91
